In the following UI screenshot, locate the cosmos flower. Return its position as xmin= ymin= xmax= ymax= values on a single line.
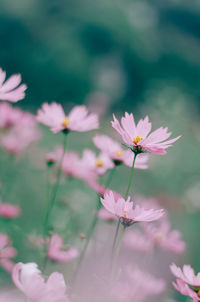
xmin=170 ymin=264 xmax=200 ymax=287
xmin=100 ymin=190 xmax=164 ymax=226
xmin=12 ymin=262 xmax=69 ymax=302
xmin=0 ymin=233 xmax=17 ymax=273
xmin=0 ymin=102 xmax=22 ymax=129
xmin=93 ymin=134 xmax=149 ymax=169
xmin=172 ymin=278 xmax=200 ymax=302
xmin=47 ymin=233 xmax=79 ymax=263
xmin=37 ymin=103 xmax=99 ymax=133
xmin=111 ymin=113 xmax=180 ymax=155
xmin=0 ymin=202 xmax=21 ymax=218
xmin=0 ymin=68 xmax=27 ymax=102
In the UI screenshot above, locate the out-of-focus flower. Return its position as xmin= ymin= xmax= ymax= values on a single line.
xmin=97 ymin=208 xmax=117 ymax=221
xmin=0 ymin=202 xmax=21 ymax=218
xmin=47 ymin=233 xmax=78 ymax=263
xmin=0 ymin=68 xmax=27 ymax=102
xmin=170 ymin=264 xmax=200 ymax=287
xmin=93 ymin=134 xmax=149 ymax=169
xmin=37 ymin=103 xmax=99 ymax=133
xmin=0 ymin=102 xmax=22 ymax=129
xmin=100 ymin=190 xmax=164 ymax=226
xmin=12 ymin=262 xmax=69 ymax=302
xmin=0 ymin=233 xmax=16 ymax=273
xmin=144 ymin=220 xmax=186 ymax=253
xmin=111 ymin=113 xmax=181 ymax=155
xmin=124 ymin=229 xmax=152 ymax=251
xmin=0 ymin=112 xmax=40 ymax=155
xmin=111 ymin=267 xmax=166 ymax=301
xmin=172 ymin=278 xmax=200 ymax=302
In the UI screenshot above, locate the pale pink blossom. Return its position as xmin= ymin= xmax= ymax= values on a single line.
xmin=93 ymin=134 xmax=149 ymax=169
xmin=0 ymin=102 xmax=22 ymax=129
xmin=170 ymin=264 xmax=200 ymax=287
xmin=0 ymin=68 xmax=27 ymax=102
xmin=172 ymin=278 xmax=200 ymax=302
xmin=47 ymin=233 xmax=78 ymax=263
xmin=143 ymin=220 xmax=186 ymax=253
xmin=112 ymin=267 xmax=166 ymax=301
xmin=111 ymin=113 xmax=181 ymax=155
xmin=12 ymin=262 xmax=69 ymax=302
xmin=0 ymin=202 xmax=21 ymax=218
xmin=100 ymin=190 xmax=164 ymax=226
xmin=0 ymin=233 xmax=16 ymax=273
xmin=37 ymin=103 xmax=99 ymax=133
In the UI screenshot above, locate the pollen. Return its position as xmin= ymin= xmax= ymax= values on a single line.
xmin=133 ymin=136 xmax=143 ymax=145
xmin=123 ymin=210 xmax=127 ymax=218
xmin=96 ymin=159 xmax=104 ymax=167
xmin=116 ymin=150 xmax=122 ymax=156
xmin=62 ymin=117 xmax=69 ymax=127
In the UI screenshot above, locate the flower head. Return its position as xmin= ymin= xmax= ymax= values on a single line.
xmin=93 ymin=134 xmax=149 ymax=168
xmin=0 ymin=68 xmax=27 ymax=102
xmin=0 ymin=233 xmax=17 ymax=273
xmin=12 ymin=262 xmax=69 ymax=302
xmin=37 ymin=103 xmax=99 ymax=133
xmin=111 ymin=113 xmax=181 ymax=155
xmin=47 ymin=233 xmax=79 ymax=263
xmin=0 ymin=202 xmax=21 ymax=218
xmin=170 ymin=264 xmax=200 ymax=287
xmin=172 ymin=278 xmax=200 ymax=302
xmin=100 ymin=190 xmax=164 ymax=226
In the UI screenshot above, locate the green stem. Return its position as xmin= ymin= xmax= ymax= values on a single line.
xmin=111 ymin=153 xmax=137 ymax=256
xmin=111 ymin=225 xmax=126 ymax=279
xmin=42 ymin=132 xmax=68 ymax=269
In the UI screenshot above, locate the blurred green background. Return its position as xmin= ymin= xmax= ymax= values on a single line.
xmin=0 ymin=1 xmax=200 ymax=301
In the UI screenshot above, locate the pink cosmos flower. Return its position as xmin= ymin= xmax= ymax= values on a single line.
xmin=170 ymin=264 xmax=200 ymax=287
xmin=111 ymin=267 xmax=166 ymax=301
xmin=12 ymin=262 xmax=69 ymax=302
xmin=47 ymin=233 xmax=79 ymax=263
xmin=111 ymin=113 xmax=181 ymax=155
xmin=143 ymin=220 xmax=186 ymax=253
xmin=1 ymin=112 xmax=40 ymax=155
xmin=0 ymin=233 xmax=17 ymax=273
xmin=172 ymin=278 xmax=200 ymax=302
xmin=0 ymin=202 xmax=21 ymax=218
xmin=100 ymin=190 xmax=164 ymax=226
xmin=93 ymin=134 xmax=149 ymax=169
xmin=0 ymin=68 xmax=27 ymax=102
xmin=37 ymin=103 xmax=99 ymax=133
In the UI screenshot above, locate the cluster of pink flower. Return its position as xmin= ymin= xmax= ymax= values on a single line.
xmin=0 ymin=67 xmax=196 ymax=302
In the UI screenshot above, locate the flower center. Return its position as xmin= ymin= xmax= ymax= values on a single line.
xmin=116 ymin=150 xmax=122 ymax=156
xmin=123 ymin=210 xmax=127 ymax=218
xmin=198 ymin=289 xmax=200 ymax=297
xmin=96 ymin=159 xmax=104 ymax=167
xmin=62 ymin=117 xmax=69 ymax=127
xmin=133 ymin=136 xmax=143 ymax=145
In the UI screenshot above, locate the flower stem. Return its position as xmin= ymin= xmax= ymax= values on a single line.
xmin=111 ymin=225 xmax=126 ymax=280
xmin=42 ymin=132 xmax=68 ymax=269
xmin=111 ymin=153 xmax=137 ymax=255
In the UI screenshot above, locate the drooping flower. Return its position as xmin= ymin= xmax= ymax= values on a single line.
xmin=0 ymin=202 xmax=21 ymax=218
xmin=111 ymin=267 xmax=166 ymax=301
xmin=12 ymin=262 xmax=69 ymax=302
xmin=93 ymin=134 xmax=149 ymax=169
xmin=37 ymin=103 xmax=99 ymax=133
xmin=111 ymin=113 xmax=181 ymax=155
xmin=143 ymin=219 xmax=186 ymax=253
xmin=0 ymin=233 xmax=17 ymax=273
xmin=47 ymin=233 xmax=79 ymax=263
xmin=100 ymin=190 xmax=164 ymax=226
xmin=170 ymin=264 xmax=200 ymax=287
xmin=0 ymin=68 xmax=27 ymax=102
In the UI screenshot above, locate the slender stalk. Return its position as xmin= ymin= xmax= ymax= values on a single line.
xmin=111 ymin=225 xmax=126 ymax=279
xmin=111 ymin=153 xmax=137 ymax=255
xmin=42 ymin=132 xmax=68 ymax=269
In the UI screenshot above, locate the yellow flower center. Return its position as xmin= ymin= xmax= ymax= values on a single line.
xmin=62 ymin=117 xmax=69 ymax=127
xmin=198 ymin=289 xmax=200 ymax=297
xmin=133 ymin=136 xmax=143 ymax=145
xmin=123 ymin=210 xmax=127 ymax=218
xmin=96 ymin=159 xmax=104 ymax=167
xmin=116 ymin=150 xmax=122 ymax=157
